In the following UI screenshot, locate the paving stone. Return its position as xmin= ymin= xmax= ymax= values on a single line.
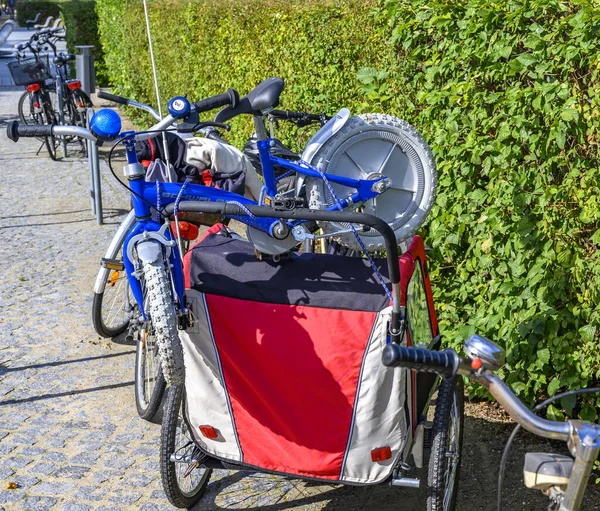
xmin=52 ymin=465 xmax=90 ymax=479
xmin=108 ymin=491 xmax=142 ymax=505
xmin=0 ymin=456 xmax=32 ymax=469
xmin=35 ymin=481 xmax=76 ymax=495
xmin=0 ymin=445 xmax=17 ymax=456
xmin=0 ymin=491 xmax=22 ymax=505
xmin=103 ymin=457 xmax=135 ymax=470
xmin=62 ymin=503 xmax=91 ymax=511
xmin=9 ymin=475 xmax=39 ymax=490
xmin=21 ymin=496 xmax=58 ymax=510
xmin=74 ymin=485 xmax=108 ymax=501
xmin=0 ymin=468 xmax=14 ymax=480
xmin=19 ymin=446 xmax=46 ymax=456
xmin=69 ymin=452 xmax=99 ymax=464
xmin=28 ymin=462 xmax=56 ymax=476
xmin=42 ymin=451 xmax=67 ymax=463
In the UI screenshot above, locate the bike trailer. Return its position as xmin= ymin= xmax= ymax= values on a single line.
xmin=179 ymin=225 xmax=441 ymax=484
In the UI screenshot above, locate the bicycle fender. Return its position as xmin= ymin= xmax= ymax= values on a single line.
xmin=296 ymin=108 xmax=351 ymax=196
xmin=126 ymin=223 xmax=175 ymax=267
xmin=300 ymin=108 xmax=351 ymax=164
xmin=94 ymin=209 xmax=136 ymax=294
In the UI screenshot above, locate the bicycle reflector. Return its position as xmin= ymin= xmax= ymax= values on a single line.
xmin=67 ymin=80 xmax=81 ymax=90
xmin=26 ymin=83 xmax=41 ymax=92
xmin=199 ymin=425 xmax=218 ymax=439
xmin=371 ymin=446 xmax=392 ymax=462
xmin=90 ymin=109 xmax=121 ymax=140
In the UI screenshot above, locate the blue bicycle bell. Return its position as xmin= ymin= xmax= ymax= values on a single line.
xmin=168 ymin=96 xmax=190 ymax=119
xmin=90 ymin=109 xmax=122 ymax=140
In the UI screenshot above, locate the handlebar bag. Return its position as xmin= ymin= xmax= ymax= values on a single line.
xmin=179 ymin=226 xmax=420 ymax=484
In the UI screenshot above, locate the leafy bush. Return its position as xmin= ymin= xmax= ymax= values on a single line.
xmin=378 ymin=0 xmax=600 ymax=418
xmin=96 ymin=0 xmax=397 ymax=148
xmin=59 ymin=0 xmax=107 ymax=85
xmin=16 ymin=0 xmax=60 ymax=27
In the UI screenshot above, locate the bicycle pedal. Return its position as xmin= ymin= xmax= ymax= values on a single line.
xmin=101 ymin=258 xmax=124 ymax=271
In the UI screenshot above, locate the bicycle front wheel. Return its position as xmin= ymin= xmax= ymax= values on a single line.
xmin=92 ymin=262 xmax=133 ymax=338
xmin=161 ymin=384 xmax=212 ymax=508
xmin=142 ymin=258 xmax=185 ymax=386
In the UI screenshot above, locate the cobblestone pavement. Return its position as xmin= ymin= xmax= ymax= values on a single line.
xmin=2 ymin=89 xmax=599 ymax=511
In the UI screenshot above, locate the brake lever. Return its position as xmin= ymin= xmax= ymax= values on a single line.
xmin=194 ymin=121 xmax=231 ymax=132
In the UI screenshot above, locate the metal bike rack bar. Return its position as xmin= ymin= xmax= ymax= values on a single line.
xmin=86 ymin=106 xmax=102 ymax=224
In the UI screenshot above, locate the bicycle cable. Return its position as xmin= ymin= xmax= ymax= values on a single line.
xmin=497 ymin=386 xmax=600 ymax=511
xmin=107 ymin=128 xmax=180 ymax=218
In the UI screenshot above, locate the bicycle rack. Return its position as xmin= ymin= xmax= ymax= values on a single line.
xmin=86 ymin=105 xmax=102 ymax=225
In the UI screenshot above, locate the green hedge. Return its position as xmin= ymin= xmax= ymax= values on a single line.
xmin=16 ymin=0 xmax=60 ymax=26
xmin=97 ymin=0 xmax=600 ymax=418
xmin=96 ymin=0 xmax=398 ymax=148
xmin=60 ymin=0 xmax=107 ymax=85
xmin=381 ymin=0 xmax=600 ymax=419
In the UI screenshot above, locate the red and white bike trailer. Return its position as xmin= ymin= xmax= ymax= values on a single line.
xmin=159 ymin=219 xmax=463 ymax=511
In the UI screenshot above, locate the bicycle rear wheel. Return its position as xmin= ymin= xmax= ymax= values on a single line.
xmin=427 ymin=376 xmax=464 ymax=511
xmin=161 ymin=384 xmax=212 ymax=508
xmin=41 ymin=94 xmax=59 ymax=160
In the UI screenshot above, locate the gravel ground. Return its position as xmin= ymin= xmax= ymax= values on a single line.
xmin=1 ymin=89 xmax=599 ymax=510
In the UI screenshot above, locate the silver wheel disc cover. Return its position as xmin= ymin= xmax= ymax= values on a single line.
xmin=306 ymin=114 xmax=437 ymax=251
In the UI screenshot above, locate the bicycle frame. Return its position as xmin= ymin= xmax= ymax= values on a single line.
xmin=120 ymin=119 xmax=391 ymax=320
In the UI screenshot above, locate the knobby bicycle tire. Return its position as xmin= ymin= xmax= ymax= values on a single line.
xmin=142 ymin=259 xmax=185 ymax=386
xmin=427 ymin=376 xmax=464 ymax=511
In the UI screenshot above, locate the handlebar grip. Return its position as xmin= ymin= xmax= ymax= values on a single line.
xmin=381 ymin=345 xmax=460 ymax=378
xmin=97 ymin=91 xmax=129 ymax=106
xmin=193 ymin=88 xmax=239 ymax=114
xmin=7 ymin=121 xmax=54 ymax=142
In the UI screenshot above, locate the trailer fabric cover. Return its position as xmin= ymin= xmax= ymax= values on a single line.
xmin=181 ymin=231 xmax=408 ymax=483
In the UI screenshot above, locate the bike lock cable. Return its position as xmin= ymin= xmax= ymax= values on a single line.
xmin=497 ymin=386 xmax=600 ymax=511
xmin=305 ymin=160 xmax=393 ymax=303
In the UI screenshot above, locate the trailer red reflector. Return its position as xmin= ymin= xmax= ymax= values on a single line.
xmin=371 ymin=446 xmax=392 ymax=462
xmin=199 ymin=425 xmax=218 ymax=439
xmin=67 ymin=80 xmax=81 ymax=90
xmin=27 ymin=83 xmax=40 ymax=92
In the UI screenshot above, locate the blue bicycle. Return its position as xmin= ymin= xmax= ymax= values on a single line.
xmin=6 ymin=76 xmax=435 ymax=388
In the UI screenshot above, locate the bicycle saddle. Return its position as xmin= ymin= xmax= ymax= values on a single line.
xmin=53 ymin=53 xmax=75 ymax=65
xmin=214 ymin=77 xmax=284 ymax=123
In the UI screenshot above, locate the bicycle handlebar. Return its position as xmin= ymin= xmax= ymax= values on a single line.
xmin=97 ymin=91 xmax=162 ymax=121
xmin=382 ymin=345 xmax=461 ymax=378
xmin=193 ymin=88 xmax=238 ymax=114
xmin=7 ymin=122 xmax=54 ymax=141
xmin=97 ymin=91 xmax=128 ymax=105
xmin=383 ymin=342 xmax=572 ymax=441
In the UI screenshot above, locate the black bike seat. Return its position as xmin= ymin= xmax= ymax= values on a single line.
xmin=215 ymin=77 xmax=284 ymax=123
xmin=53 ymin=53 xmax=75 ymax=65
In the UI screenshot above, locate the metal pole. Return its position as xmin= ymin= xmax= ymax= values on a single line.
xmin=86 ymin=108 xmax=95 ymax=214
xmin=56 ymin=72 xmax=68 ymax=158
xmin=88 ymin=138 xmax=95 ymax=214
xmin=87 ymin=106 xmax=102 ymax=224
